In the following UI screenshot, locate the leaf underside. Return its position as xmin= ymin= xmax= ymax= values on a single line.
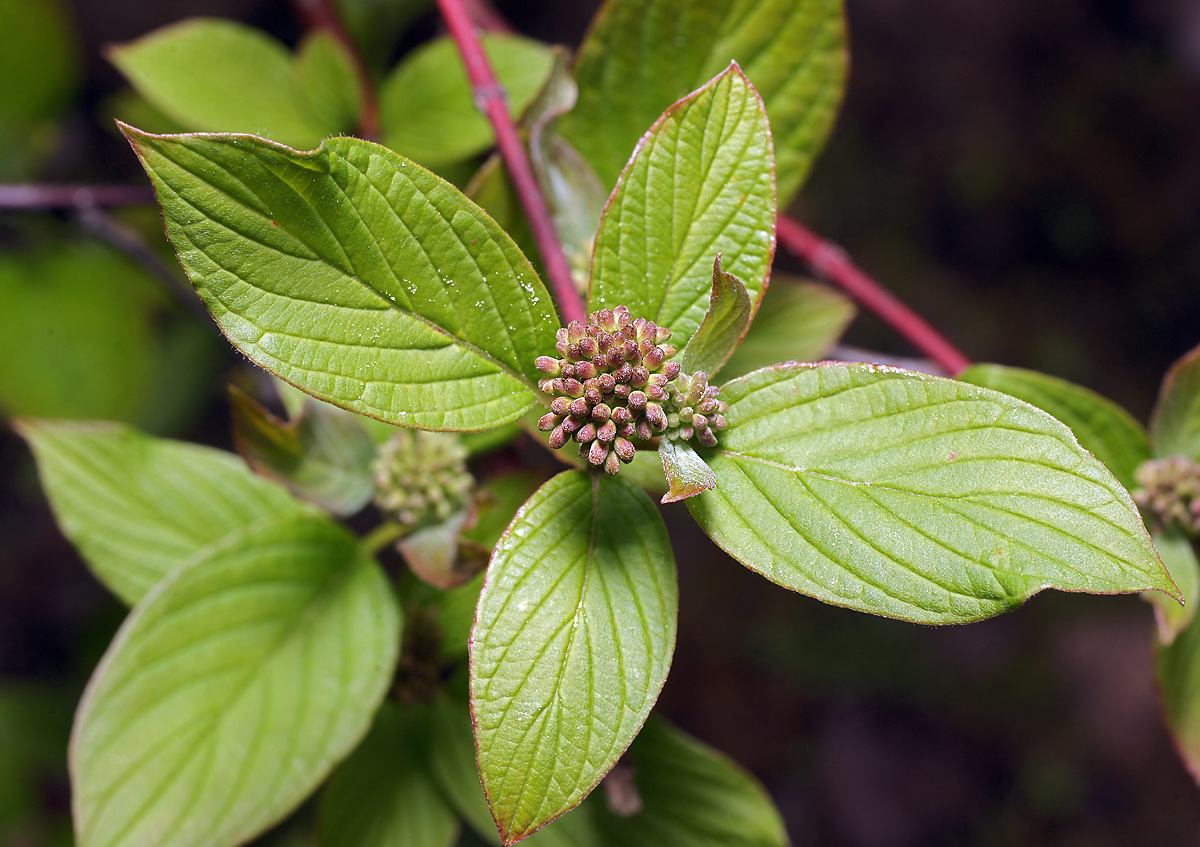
xmin=688 ymin=362 xmax=1175 ymax=624
xmin=71 ymin=514 xmax=401 ymax=847
xmin=681 ymin=255 xmax=754 ymax=379
xmin=588 ymin=64 xmax=775 ymax=349
xmin=16 ymin=419 xmax=312 ymax=605
xmin=470 ymin=470 xmax=677 ymax=843
xmin=124 ymin=127 xmax=559 ymax=432
xmin=1151 ymin=342 xmax=1200 ymax=460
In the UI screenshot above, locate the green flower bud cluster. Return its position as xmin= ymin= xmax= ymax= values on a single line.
xmin=662 ymin=370 xmax=728 ymax=447
xmin=372 ymin=430 xmax=473 ymax=530
xmin=1133 ymin=455 xmax=1200 ymax=537
xmin=536 ymin=305 xmax=681 ymax=474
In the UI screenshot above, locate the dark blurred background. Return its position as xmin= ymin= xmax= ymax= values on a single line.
xmin=3 ymin=0 xmax=1200 ymax=844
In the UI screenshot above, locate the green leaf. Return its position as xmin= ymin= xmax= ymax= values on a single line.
xmin=380 ymin=34 xmax=555 ymax=167
xmin=0 ymin=241 xmax=159 ymax=421
xmin=0 ymin=0 xmax=78 ymax=123
xmin=319 ymin=702 xmax=459 ymax=847
xmin=71 ymin=513 xmax=402 ymax=847
xmin=17 ymin=419 xmax=313 ymax=605
xmin=123 ymin=127 xmax=559 ymax=431
xmin=471 ymin=470 xmax=677 ymax=843
xmin=427 ymin=698 xmax=599 ymax=847
xmin=107 ymin=19 xmax=327 ymax=149
xmin=682 ymin=256 xmax=754 ymax=378
xmin=1147 ymin=532 xmax=1200 ymax=645
xmin=688 ymin=363 xmax=1176 ymax=624
xmin=1158 ymin=595 xmax=1200 ymax=783
xmin=1151 ymin=343 xmax=1200 ymax=461
xmin=562 ymin=0 xmax=846 ymax=205
xmin=294 ymin=32 xmax=363 ymax=135
xmin=588 ymin=65 xmax=775 ymax=348
xmin=659 ymin=438 xmax=717 ymax=504
xmin=229 ymin=384 xmax=376 ymax=516
xmin=720 ymin=276 xmax=854 ymax=379
xmin=525 ymin=50 xmax=608 ymax=287
xmin=958 ymin=363 xmax=1150 ymax=490
xmin=590 ymin=717 xmax=787 ymax=847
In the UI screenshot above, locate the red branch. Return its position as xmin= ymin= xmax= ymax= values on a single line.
xmin=776 ymin=215 xmax=971 ymax=376
xmin=437 ymin=0 xmax=586 ymax=325
xmin=288 ymin=0 xmax=380 ymax=140
xmin=0 ymin=184 xmax=154 ymax=209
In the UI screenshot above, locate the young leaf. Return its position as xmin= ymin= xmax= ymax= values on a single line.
xmin=958 ymin=364 xmax=1150 ymax=490
xmin=589 ymin=64 xmax=775 ymax=348
xmin=427 ymin=698 xmax=599 ymax=847
xmin=590 ymin=717 xmax=788 ymax=847
xmin=107 ymin=19 xmax=327 ymax=148
xmin=471 ymin=471 xmax=677 ymax=843
xmin=688 ymin=363 xmax=1177 ymax=624
xmin=123 ymin=127 xmax=559 ymax=431
xmin=319 ymin=702 xmax=460 ymax=847
xmin=16 ymin=419 xmax=314 ymax=605
xmin=720 ymin=276 xmax=855 ymax=379
xmin=681 ymin=256 xmax=754 ymax=378
xmin=71 ymin=513 xmax=402 ymax=847
xmin=229 ymin=385 xmax=377 ymax=516
xmin=294 ymin=32 xmax=363 ymax=135
xmin=1151 ymin=342 xmax=1200 ymax=460
xmin=1147 ymin=531 xmax=1200 ymax=645
xmin=380 ymin=34 xmax=555 ymax=167
xmin=562 ymin=0 xmax=846 ymax=205
xmin=659 ymin=438 xmax=718 ymax=504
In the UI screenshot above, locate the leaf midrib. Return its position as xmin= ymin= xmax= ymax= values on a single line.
xmin=153 ymin=140 xmax=541 ymax=396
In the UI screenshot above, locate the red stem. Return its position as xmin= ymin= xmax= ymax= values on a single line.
xmin=436 ymin=0 xmax=586 ymax=326
xmin=288 ymin=0 xmax=380 ymax=140
xmin=0 ymin=184 xmax=153 ymax=209
xmin=776 ymin=215 xmax=971 ymax=376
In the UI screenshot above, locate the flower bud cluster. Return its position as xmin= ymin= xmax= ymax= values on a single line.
xmin=536 ymin=305 xmax=681 ymax=474
xmin=662 ymin=370 xmax=728 ymax=447
xmin=372 ymin=430 xmax=473 ymax=530
xmin=1133 ymin=455 xmax=1200 ymax=537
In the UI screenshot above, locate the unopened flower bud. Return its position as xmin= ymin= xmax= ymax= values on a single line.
xmin=537 ymin=413 xmax=558 ymax=431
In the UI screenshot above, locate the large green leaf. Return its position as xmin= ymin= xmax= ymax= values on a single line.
xmin=588 ymin=65 xmax=775 ymax=348
xmin=427 ymin=697 xmax=599 ymax=847
xmin=720 ymin=276 xmax=854 ymax=379
xmin=108 ymin=19 xmax=328 ymax=149
xmin=589 ymin=717 xmax=787 ymax=846
xmin=380 ymin=34 xmax=555 ymax=167
xmin=470 ymin=471 xmax=677 ymax=843
xmin=17 ymin=419 xmax=313 ymax=605
xmin=229 ymin=385 xmax=377 ymax=516
xmin=319 ymin=702 xmax=459 ymax=847
xmin=1151 ymin=342 xmax=1200 ymax=461
xmin=562 ymin=0 xmax=846 ymax=205
xmin=688 ymin=363 xmax=1176 ymax=624
xmin=124 ymin=127 xmax=559 ymax=431
xmin=958 ymin=363 xmax=1150 ymax=490
xmin=71 ymin=513 xmax=402 ymax=847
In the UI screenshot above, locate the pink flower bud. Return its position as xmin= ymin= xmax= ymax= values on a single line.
xmin=604 ymin=450 xmax=621 ymax=475
xmin=592 ymin=403 xmax=611 ymax=422
xmin=537 ymin=413 xmax=558 ymax=431
xmin=551 ymin=396 xmax=571 ymax=415
xmin=614 ymin=437 xmax=636 ymax=462
xmin=535 ymin=356 xmax=561 ymax=374
xmin=569 ymin=397 xmax=590 ymax=416
xmin=598 ymin=419 xmax=617 ymax=443
xmin=549 ymin=426 xmax=567 ymax=448
xmin=576 ymin=423 xmax=597 ymax=443
xmin=589 ymin=440 xmax=609 ymax=466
